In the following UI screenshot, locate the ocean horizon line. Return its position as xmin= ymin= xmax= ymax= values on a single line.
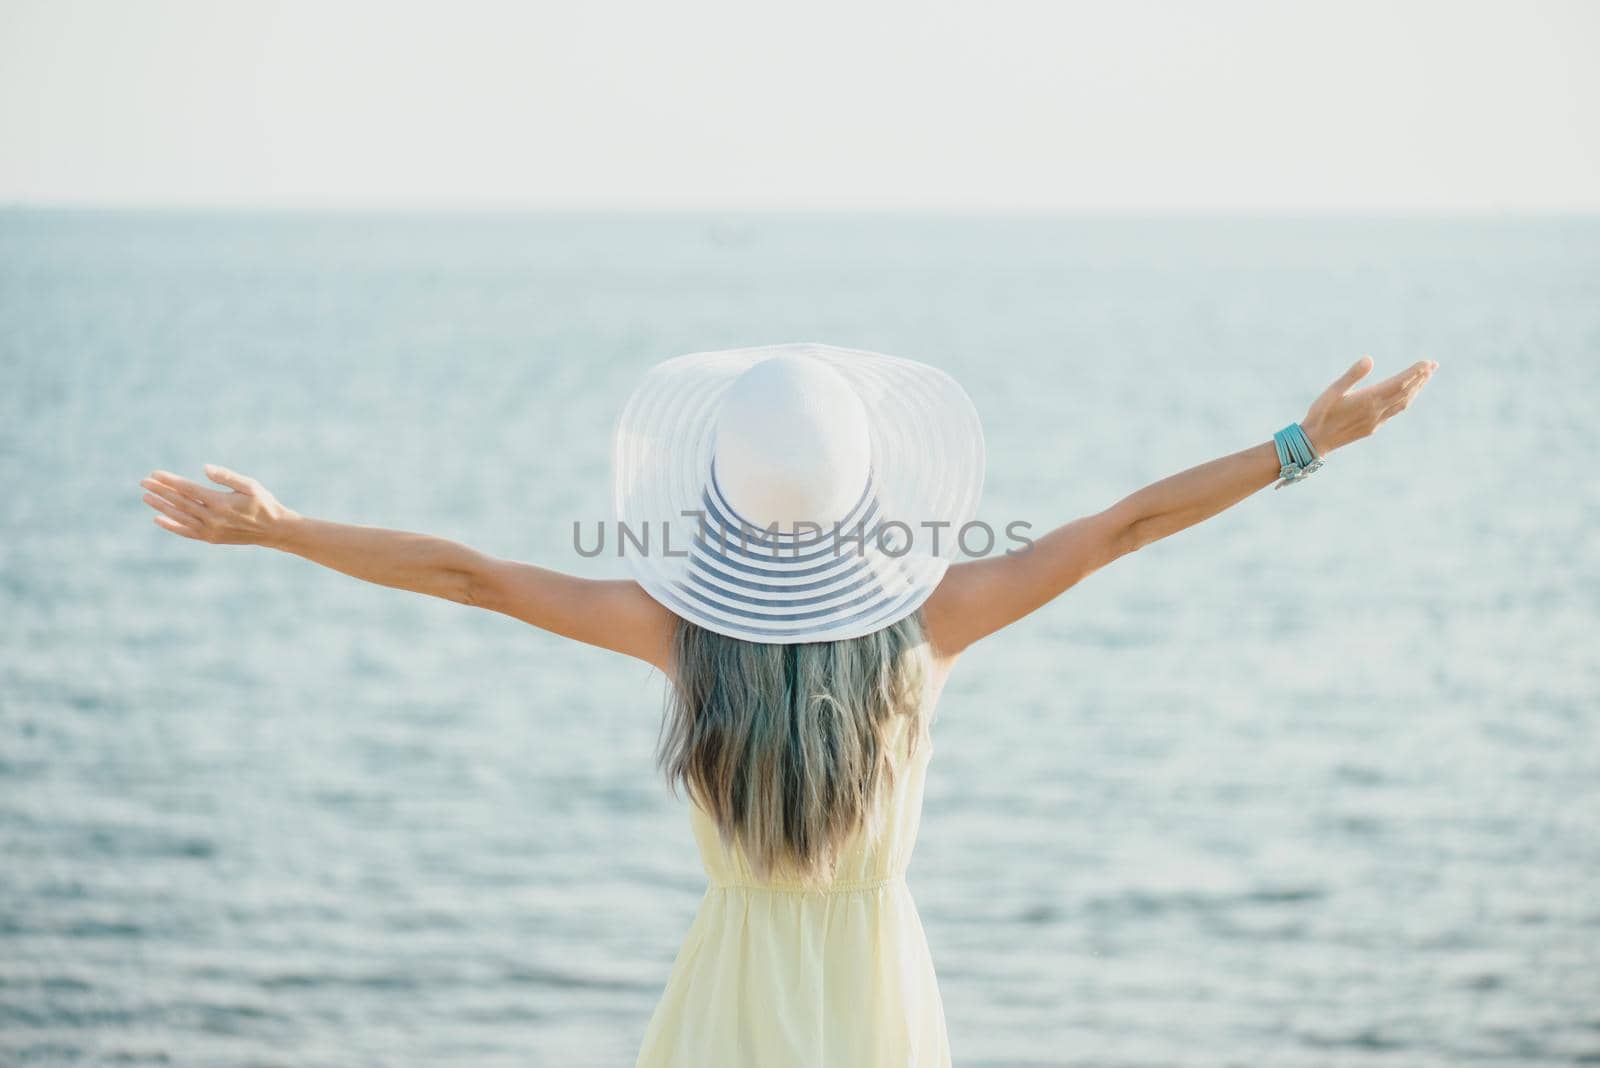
xmin=4 ymin=201 xmax=1598 ymax=222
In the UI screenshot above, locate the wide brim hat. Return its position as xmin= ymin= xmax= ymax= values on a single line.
xmin=611 ymin=342 xmax=985 ymax=644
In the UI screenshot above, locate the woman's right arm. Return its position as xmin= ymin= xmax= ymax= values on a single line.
xmin=139 ymin=465 xmax=676 ymax=670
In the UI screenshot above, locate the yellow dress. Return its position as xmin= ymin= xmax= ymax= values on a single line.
xmin=635 ymin=708 xmax=950 ymax=1067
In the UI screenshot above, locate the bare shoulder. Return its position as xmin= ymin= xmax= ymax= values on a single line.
xmin=588 ymin=578 xmax=678 ymax=672
xmin=471 ymin=559 xmax=677 ymax=672
xmin=920 ymin=558 xmax=998 ymax=660
xmin=920 ymin=509 xmax=1132 ymax=658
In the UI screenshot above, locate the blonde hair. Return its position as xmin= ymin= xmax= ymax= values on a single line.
xmin=658 ymin=611 xmax=930 ymax=887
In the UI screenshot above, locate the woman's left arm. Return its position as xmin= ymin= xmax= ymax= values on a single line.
xmin=922 ymin=356 xmax=1437 ymax=659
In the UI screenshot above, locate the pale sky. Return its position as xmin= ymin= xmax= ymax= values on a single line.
xmin=2 ymin=0 xmax=1597 ymax=212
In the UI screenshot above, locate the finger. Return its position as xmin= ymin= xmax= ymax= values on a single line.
xmin=204 ymin=464 xmax=257 ymax=495
xmin=147 ymin=469 xmax=220 ymax=507
xmin=1391 ymin=359 xmax=1433 ymax=391
xmin=139 ymin=476 xmax=207 ymax=514
xmin=140 ymin=481 xmax=208 ymax=520
xmin=1379 ymin=381 xmax=1428 ymax=420
xmin=141 ymin=475 xmax=208 ymax=511
xmin=153 ymin=513 xmax=207 ymax=541
xmin=1321 ymin=355 xmax=1374 ymax=400
xmin=1394 ymin=360 xmax=1436 ymax=399
xmin=142 ymin=490 xmax=206 ymax=526
xmin=1371 ymin=370 xmax=1425 ymax=404
xmin=1362 ymin=360 xmax=1433 ymax=404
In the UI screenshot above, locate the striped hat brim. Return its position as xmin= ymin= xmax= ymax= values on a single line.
xmin=611 ymin=342 xmax=985 ymax=644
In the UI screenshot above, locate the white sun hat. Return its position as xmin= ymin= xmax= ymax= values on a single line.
xmin=611 ymin=342 xmax=985 ymax=644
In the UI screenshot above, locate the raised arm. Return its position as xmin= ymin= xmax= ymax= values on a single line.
xmin=922 ymin=356 xmax=1438 ymax=659
xmin=138 ymin=465 xmax=676 ymax=670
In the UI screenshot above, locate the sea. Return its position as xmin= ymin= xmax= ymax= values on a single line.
xmin=2 ymin=211 xmax=1597 ymax=1066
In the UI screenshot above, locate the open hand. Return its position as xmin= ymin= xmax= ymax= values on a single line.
xmin=1302 ymin=356 xmax=1437 ymax=455
xmin=139 ymin=465 xmax=297 ymax=546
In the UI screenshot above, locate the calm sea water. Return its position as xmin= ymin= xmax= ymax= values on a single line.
xmin=2 ymin=211 xmax=1597 ymax=1066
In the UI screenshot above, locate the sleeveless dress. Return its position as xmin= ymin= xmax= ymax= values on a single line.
xmin=635 ymin=703 xmax=950 ymax=1067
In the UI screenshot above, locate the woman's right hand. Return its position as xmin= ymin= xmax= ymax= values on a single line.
xmin=139 ymin=465 xmax=299 ymax=547
xmin=137 ymin=465 xmax=676 ymax=669
xmin=1301 ymin=355 xmax=1438 ymax=456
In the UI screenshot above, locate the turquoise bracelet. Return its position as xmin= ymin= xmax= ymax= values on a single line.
xmin=1273 ymin=422 xmax=1324 ymax=489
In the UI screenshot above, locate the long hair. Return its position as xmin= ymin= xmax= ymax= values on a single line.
xmin=658 ymin=610 xmax=931 ymax=887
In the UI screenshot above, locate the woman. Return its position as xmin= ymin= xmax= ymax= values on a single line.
xmin=139 ymin=343 xmax=1436 ymax=1066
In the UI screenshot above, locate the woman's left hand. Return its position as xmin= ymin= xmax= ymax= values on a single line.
xmin=139 ymin=465 xmax=298 ymax=546
xmin=1302 ymin=355 xmax=1438 ymax=456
